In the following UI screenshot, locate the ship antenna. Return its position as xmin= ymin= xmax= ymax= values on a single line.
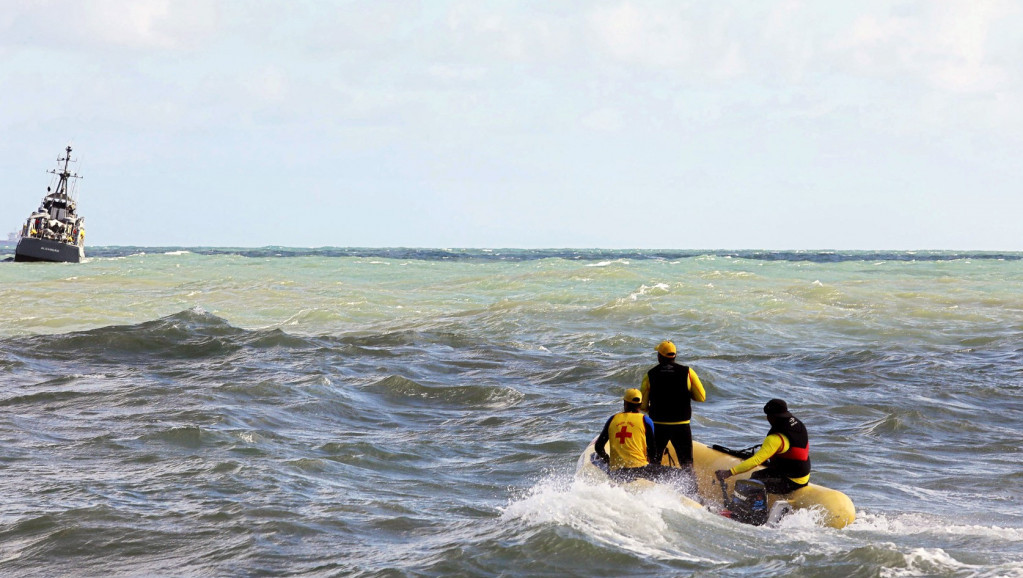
xmin=71 ymin=152 xmax=84 ymax=201
xmin=48 ymin=144 xmax=82 ymax=200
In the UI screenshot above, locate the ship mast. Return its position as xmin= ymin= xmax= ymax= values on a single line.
xmin=48 ymin=145 xmax=82 ymax=202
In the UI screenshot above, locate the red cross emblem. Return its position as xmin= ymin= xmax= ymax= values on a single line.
xmin=615 ymin=425 xmax=632 ymax=444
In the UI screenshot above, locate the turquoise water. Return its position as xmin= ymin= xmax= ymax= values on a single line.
xmin=1 ymin=249 xmax=1021 ymax=576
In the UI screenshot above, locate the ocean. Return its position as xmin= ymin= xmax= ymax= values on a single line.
xmin=1 ymin=248 xmax=1021 ymax=577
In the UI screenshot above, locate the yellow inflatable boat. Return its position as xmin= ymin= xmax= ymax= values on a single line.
xmin=576 ymin=438 xmax=856 ymax=529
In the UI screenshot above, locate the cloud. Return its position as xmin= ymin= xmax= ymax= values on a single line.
xmin=580 ymin=107 xmax=624 ymax=132
xmin=587 ymin=3 xmax=687 ymax=67
xmin=575 ymin=1 xmax=1021 ymax=97
xmin=1 ymin=0 xmax=219 ymax=51
xmin=831 ymin=0 xmax=1017 ymax=93
xmin=246 ymin=66 xmax=289 ymax=104
xmin=4 ymin=1 xmax=1023 ymax=248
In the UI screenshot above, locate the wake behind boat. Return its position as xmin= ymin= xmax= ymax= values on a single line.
xmin=15 ymin=146 xmax=86 ymax=263
xmin=576 ymin=439 xmax=856 ymax=529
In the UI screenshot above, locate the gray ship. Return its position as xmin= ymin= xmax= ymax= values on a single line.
xmin=15 ymin=146 xmax=87 ymax=263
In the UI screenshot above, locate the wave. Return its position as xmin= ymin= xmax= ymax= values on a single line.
xmin=8 ymin=308 xmax=250 ymax=361
xmin=496 ymin=475 xmax=1023 ymax=577
xmin=372 ymin=374 xmax=524 ymax=409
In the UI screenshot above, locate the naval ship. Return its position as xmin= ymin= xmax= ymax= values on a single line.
xmin=14 ymin=146 xmax=87 ymax=263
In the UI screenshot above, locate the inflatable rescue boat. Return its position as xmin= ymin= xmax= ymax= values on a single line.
xmin=576 ymin=438 xmax=855 ymax=529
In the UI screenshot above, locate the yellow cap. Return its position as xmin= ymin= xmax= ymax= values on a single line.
xmin=656 ymin=341 xmax=676 ymax=357
xmin=623 ymin=388 xmax=643 ymax=403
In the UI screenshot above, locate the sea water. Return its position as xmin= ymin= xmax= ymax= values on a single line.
xmin=1 ymin=248 xmax=1021 ymax=576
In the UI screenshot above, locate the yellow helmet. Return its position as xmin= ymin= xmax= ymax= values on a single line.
xmin=656 ymin=341 xmax=676 ymax=358
xmin=623 ymin=388 xmax=643 ymax=403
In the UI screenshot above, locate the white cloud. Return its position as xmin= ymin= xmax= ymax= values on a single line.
xmin=586 ymin=3 xmax=694 ymax=69
xmin=0 ymin=0 xmax=219 ymax=51
xmin=246 ymin=66 xmax=289 ymax=104
xmin=426 ymin=64 xmax=488 ymax=82
xmin=831 ymin=0 xmax=1016 ymax=93
xmin=81 ymin=0 xmax=215 ymax=50
xmin=581 ymin=107 xmax=624 ymax=132
xmin=4 ymin=1 xmax=1023 ymax=248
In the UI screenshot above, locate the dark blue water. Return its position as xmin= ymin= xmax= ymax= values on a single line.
xmin=34 ymin=245 xmax=1023 ymax=262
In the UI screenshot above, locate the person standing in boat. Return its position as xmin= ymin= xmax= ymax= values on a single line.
xmin=640 ymin=341 xmax=707 ymax=477
xmin=592 ymin=389 xmax=675 ymax=484
xmin=714 ymin=399 xmax=811 ymax=494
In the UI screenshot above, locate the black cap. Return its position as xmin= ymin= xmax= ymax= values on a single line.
xmin=763 ymin=398 xmax=791 ymax=416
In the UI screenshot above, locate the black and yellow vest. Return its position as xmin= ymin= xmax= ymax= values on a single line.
xmin=766 ymin=416 xmax=811 ymax=478
xmin=646 ymin=362 xmax=691 ymax=424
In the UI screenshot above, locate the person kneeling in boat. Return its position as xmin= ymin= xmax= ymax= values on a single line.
xmin=714 ymin=398 xmax=811 ymax=494
xmin=593 ymin=388 xmax=681 ymax=485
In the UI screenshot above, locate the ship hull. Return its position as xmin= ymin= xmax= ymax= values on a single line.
xmin=14 ymin=237 xmax=84 ymax=263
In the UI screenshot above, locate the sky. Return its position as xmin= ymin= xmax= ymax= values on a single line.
xmin=2 ymin=0 xmax=1021 ymax=249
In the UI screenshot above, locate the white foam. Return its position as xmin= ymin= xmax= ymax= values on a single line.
xmin=626 ymin=283 xmax=670 ymax=301
xmin=585 ymin=260 xmax=630 ymax=267
xmin=772 ymin=505 xmax=825 ymax=530
xmin=500 ymin=475 xmax=720 ymax=564
xmin=879 ymin=548 xmax=986 ymax=578
xmin=851 ymin=512 xmax=1023 ymax=542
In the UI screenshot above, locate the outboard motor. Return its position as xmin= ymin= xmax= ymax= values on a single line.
xmin=728 ymin=479 xmax=769 ymax=526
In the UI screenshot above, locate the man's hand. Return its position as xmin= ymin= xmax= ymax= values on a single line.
xmin=714 ymin=469 xmax=731 ymax=483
